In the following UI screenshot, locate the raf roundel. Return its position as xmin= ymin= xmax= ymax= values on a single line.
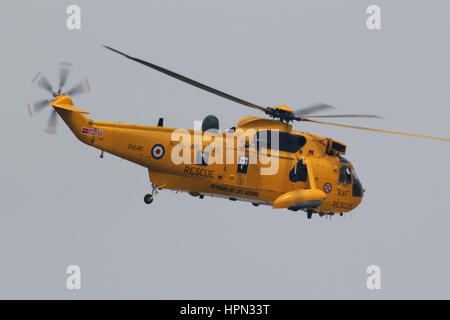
xmin=151 ymin=144 xmax=165 ymax=160
xmin=323 ymin=182 xmax=332 ymax=194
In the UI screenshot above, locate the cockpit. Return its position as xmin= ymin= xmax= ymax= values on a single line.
xmin=338 ymin=156 xmax=363 ymax=197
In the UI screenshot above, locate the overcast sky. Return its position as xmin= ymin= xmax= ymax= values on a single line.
xmin=0 ymin=0 xmax=449 ymax=299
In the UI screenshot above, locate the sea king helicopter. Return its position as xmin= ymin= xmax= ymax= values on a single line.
xmin=28 ymin=46 xmax=450 ymax=219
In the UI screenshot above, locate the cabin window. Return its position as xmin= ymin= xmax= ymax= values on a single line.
xmin=195 ymin=150 xmax=209 ymax=166
xmin=237 ymin=155 xmax=249 ymax=174
xmin=289 ymin=159 xmax=308 ymax=182
xmin=255 ymin=130 xmax=306 ymax=153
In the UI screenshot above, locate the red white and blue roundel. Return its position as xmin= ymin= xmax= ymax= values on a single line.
xmin=151 ymin=144 xmax=165 ymax=159
xmin=323 ymin=182 xmax=332 ymax=193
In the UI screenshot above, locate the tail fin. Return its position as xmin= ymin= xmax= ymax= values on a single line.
xmin=48 ymin=95 xmax=91 ymax=142
xmin=49 ymin=95 xmax=89 ymax=114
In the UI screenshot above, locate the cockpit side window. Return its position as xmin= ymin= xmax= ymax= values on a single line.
xmin=345 ymin=166 xmax=352 ymax=184
xmin=339 ymin=165 xmax=346 ymax=184
xmin=338 ymin=157 xmax=363 ymax=196
xmin=352 ymin=167 xmax=363 ymax=197
xmin=351 ymin=167 xmax=359 ymax=181
xmin=339 ymin=164 xmax=352 ymax=184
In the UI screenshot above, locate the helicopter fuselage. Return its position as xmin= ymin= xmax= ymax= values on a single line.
xmin=53 ymin=95 xmax=363 ymax=217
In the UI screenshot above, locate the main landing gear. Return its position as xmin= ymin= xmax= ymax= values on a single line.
xmin=144 ymin=194 xmax=153 ymax=204
xmin=306 ymin=210 xmax=313 ymax=219
xmin=144 ymin=184 xmax=158 ymax=204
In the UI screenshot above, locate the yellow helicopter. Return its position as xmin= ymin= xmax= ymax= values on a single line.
xmin=29 ymin=46 xmax=450 ymax=219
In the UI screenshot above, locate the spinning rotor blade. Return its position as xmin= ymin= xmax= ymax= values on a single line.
xmin=293 ymin=103 xmax=335 ymax=116
xmin=45 ymin=109 xmax=58 ymax=134
xmin=66 ymin=78 xmax=90 ymax=96
xmin=293 ymin=104 xmax=382 ymax=119
xmin=302 ymin=118 xmax=450 ymax=142
xmin=305 ymin=114 xmax=382 ymax=119
xmin=32 ymin=72 xmax=53 ymax=94
xmin=59 ymin=62 xmax=72 ymax=91
xmin=103 ymin=45 xmax=267 ymax=113
xmin=28 ymin=99 xmax=51 ymax=116
xmin=30 ymin=62 xmax=88 ymax=134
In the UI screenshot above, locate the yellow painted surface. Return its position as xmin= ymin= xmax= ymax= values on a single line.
xmin=52 ymin=95 xmax=363 ymax=216
xmin=273 ymin=189 xmax=326 ymax=209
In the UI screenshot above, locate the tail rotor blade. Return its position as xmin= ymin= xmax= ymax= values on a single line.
xmin=66 ymin=78 xmax=90 ymax=96
xmin=27 ymin=103 xmax=33 ymax=117
xmin=45 ymin=109 xmax=58 ymax=134
xmin=32 ymin=72 xmax=53 ymax=94
xmin=59 ymin=62 xmax=72 ymax=91
xmin=31 ymin=63 xmax=88 ymax=134
xmin=28 ymin=99 xmax=50 ymax=116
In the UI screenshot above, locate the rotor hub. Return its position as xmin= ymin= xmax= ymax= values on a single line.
xmin=265 ymin=105 xmax=297 ymax=123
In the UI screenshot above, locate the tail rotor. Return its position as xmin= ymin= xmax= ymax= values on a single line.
xmin=29 ymin=62 xmax=89 ymax=133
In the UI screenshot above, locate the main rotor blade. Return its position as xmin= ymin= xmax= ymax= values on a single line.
xmin=305 ymin=114 xmax=383 ymax=119
xmin=301 ymin=118 xmax=450 ymax=142
xmin=293 ymin=103 xmax=335 ymax=116
xmin=66 ymin=78 xmax=90 ymax=96
xmin=45 ymin=109 xmax=58 ymax=134
xmin=59 ymin=62 xmax=72 ymax=91
xmin=103 ymin=45 xmax=267 ymax=112
xmin=32 ymin=72 xmax=53 ymax=94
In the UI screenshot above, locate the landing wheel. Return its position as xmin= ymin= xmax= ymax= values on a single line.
xmin=144 ymin=194 xmax=154 ymax=204
xmin=252 ymin=203 xmax=259 ymax=207
xmin=307 ymin=210 xmax=313 ymax=219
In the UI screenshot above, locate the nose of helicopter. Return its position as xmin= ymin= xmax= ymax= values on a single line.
xmin=353 ymin=178 xmax=364 ymax=209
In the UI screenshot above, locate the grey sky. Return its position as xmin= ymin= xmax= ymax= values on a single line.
xmin=0 ymin=0 xmax=449 ymax=299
